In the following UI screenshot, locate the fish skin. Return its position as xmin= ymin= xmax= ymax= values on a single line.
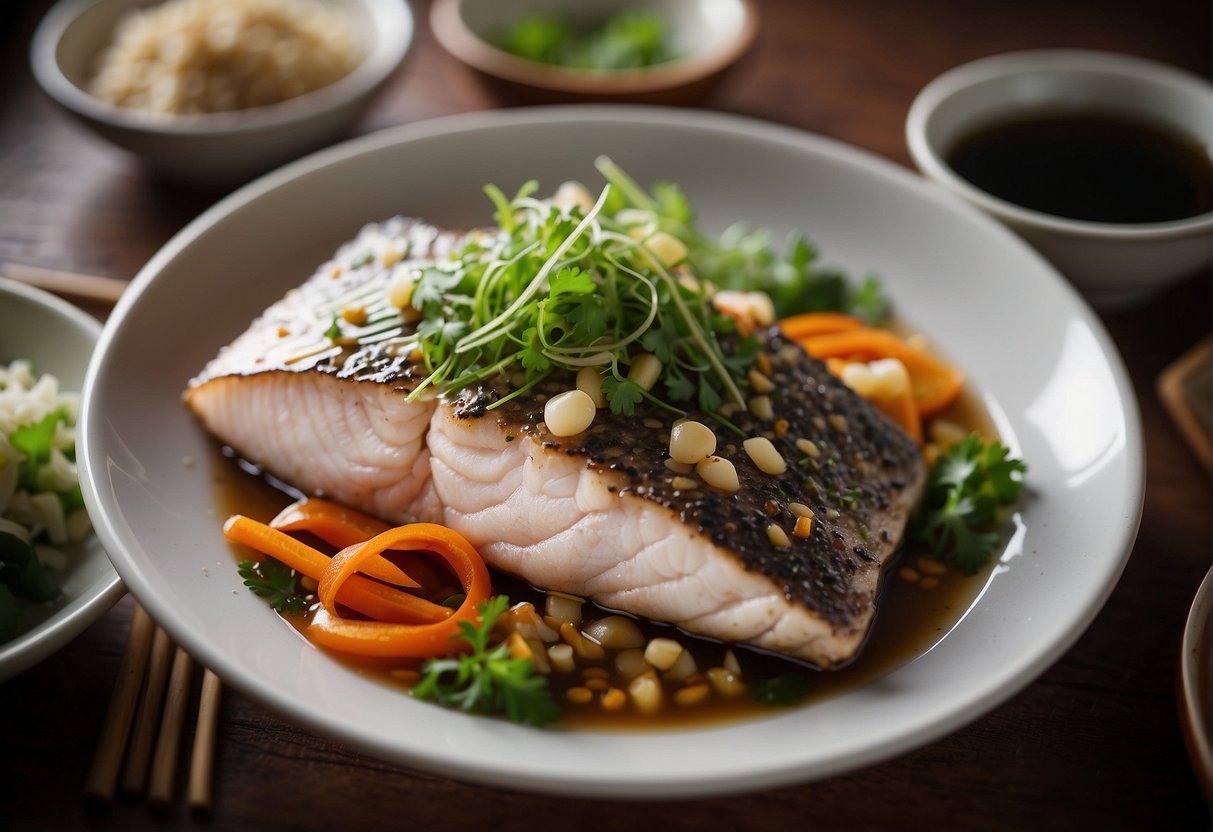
xmin=185 ymin=217 xmax=926 ymax=668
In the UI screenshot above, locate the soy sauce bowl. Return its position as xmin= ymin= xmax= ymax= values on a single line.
xmin=907 ymin=50 xmax=1213 ymax=310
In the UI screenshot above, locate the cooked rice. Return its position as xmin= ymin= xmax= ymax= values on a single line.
xmin=88 ymin=0 xmax=362 ymax=115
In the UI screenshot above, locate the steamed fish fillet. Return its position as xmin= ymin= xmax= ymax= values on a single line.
xmin=429 ymin=409 xmax=878 ymax=665
xmin=185 ymin=217 xmax=926 ymax=668
xmin=185 ymin=217 xmax=458 ymax=524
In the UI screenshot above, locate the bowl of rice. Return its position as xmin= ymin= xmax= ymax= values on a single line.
xmin=0 ymin=275 xmax=122 ymax=681
xmin=30 ymin=0 xmax=413 ymax=187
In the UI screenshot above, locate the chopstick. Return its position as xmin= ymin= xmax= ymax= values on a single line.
xmin=85 ymin=604 xmax=156 ymax=801
xmin=120 ymin=626 xmax=174 ymax=795
xmin=86 ymin=602 xmax=224 ymax=815
xmin=188 ymin=669 xmax=223 ymax=814
xmin=148 ymin=646 xmax=193 ymax=810
xmin=3 ymin=262 xmax=127 ymax=305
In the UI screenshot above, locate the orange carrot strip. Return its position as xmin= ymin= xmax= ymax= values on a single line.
xmin=779 ymin=312 xmax=865 ymax=340
xmin=875 ymin=385 xmax=923 ymax=443
xmin=268 ymin=499 xmax=417 ymax=588
xmin=270 ymin=498 xmax=391 ymax=548
xmin=309 ymin=524 xmax=492 ymax=658
xmin=797 ymin=328 xmax=965 ymax=416
xmin=222 ymin=516 xmax=449 ymax=625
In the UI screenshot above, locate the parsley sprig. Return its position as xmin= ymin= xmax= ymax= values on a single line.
xmin=594 ymin=157 xmax=889 ymax=324
xmin=912 ymin=436 xmax=1027 ymax=574
xmin=413 ymin=596 xmax=560 ymax=727
xmin=238 ymin=557 xmax=307 ymax=613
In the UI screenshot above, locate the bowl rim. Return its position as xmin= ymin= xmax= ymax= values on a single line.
xmin=905 ymin=48 xmax=1213 ymax=241
xmin=429 ymin=0 xmax=758 ymax=95
xmin=29 ymin=0 xmax=413 ymax=137
xmin=0 ymin=275 xmax=125 ymax=683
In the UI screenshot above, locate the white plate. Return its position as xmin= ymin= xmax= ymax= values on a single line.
xmin=0 ymin=277 xmax=123 ymax=682
xmin=78 ymin=107 xmax=1143 ymax=797
xmin=1179 ymin=564 xmax=1213 ymax=798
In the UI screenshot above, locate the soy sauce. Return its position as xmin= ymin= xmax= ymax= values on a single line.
xmin=946 ymin=112 xmax=1212 ymax=223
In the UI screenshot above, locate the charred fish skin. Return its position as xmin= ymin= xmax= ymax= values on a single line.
xmin=185 ymin=216 xmax=926 ymax=668
xmin=187 ymin=216 xmax=464 ymax=387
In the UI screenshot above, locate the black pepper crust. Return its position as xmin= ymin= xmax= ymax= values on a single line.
xmin=450 ymin=328 xmax=926 ymax=633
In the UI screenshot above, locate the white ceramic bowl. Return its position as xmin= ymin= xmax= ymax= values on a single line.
xmin=907 ymin=50 xmax=1213 ymax=310
xmin=30 ymin=0 xmax=413 ymax=187
xmin=0 ymin=276 xmax=123 ymax=682
xmin=431 ymin=0 xmax=757 ymax=104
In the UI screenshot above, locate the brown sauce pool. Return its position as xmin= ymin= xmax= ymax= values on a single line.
xmin=210 ymin=384 xmax=1004 ymax=732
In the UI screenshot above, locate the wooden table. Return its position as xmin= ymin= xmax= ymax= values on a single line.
xmin=2 ymin=0 xmax=1210 ymax=828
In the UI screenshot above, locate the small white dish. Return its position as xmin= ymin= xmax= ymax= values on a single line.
xmin=30 ymin=0 xmax=413 ymax=187
xmin=906 ymin=50 xmax=1213 ymax=310
xmin=79 ymin=106 xmax=1142 ymax=797
xmin=0 ymin=276 xmax=123 ymax=683
xmin=431 ymin=0 xmax=757 ymax=104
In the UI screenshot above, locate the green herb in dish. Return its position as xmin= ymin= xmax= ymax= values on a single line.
xmin=413 ymin=595 xmax=561 ymax=727
xmin=0 ymin=360 xmax=91 ymax=642
xmin=593 ymin=157 xmax=891 ymax=324
xmin=238 ymin=557 xmax=307 ymax=613
xmin=912 ymin=435 xmax=1027 ymax=574
xmin=496 ymin=10 xmax=678 ymax=71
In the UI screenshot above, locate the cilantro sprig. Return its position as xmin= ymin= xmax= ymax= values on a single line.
xmin=413 ymin=595 xmax=560 ymax=727
xmin=237 ymin=557 xmax=307 ymax=613
xmin=594 ymin=157 xmax=890 ymax=324
xmin=912 ymin=436 xmax=1027 ymax=574
xmin=402 ymin=174 xmax=750 ymax=420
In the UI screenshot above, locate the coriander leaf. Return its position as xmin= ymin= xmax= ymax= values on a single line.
xmin=237 ymin=558 xmax=306 ymax=613
xmin=565 ymin=298 xmax=607 ymax=341
xmin=696 ymin=374 xmax=723 ymax=413
xmin=663 ymin=365 xmax=695 ymax=402
xmin=749 ymin=673 xmax=813 ymax=706
xmin=9 ymin=408 xmax=67 ymax=490
xmin=652 ymin=181 xmax=694 ymax=226
xmin=323 ymin=315 xmax=341 ymax=341
xmin=912 ymin=436 xmax=1027 ymax=574
xmin=414 ymin=596 xmax=560 ymax=727
xmin=601 ymin=376 xmax=645 ymax=416
xmin=849 ymin=275 xmax=889 ymax=325
xmin=549 ymin=266 xmax=595 ymax=298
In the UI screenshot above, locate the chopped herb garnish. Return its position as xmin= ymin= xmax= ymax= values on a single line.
xmin=496 ymin=10 xmax=677 ymax=70
xmin=402 ymin=171 xmax=749 ymax=426
xmin=749 ymin=672 xmax=813 ymax=706
xmin=237 ymin=557 xmax=306 ymax=613
xmin=595 ymin=158 xmax=889 ymax=323
xmin=323 ymin=314 xmax=342 ymax=341
xmin=413 ymin=595 xmax=560 ymax=727
xmin=912 ymin=436 xmax=1027 ymax=574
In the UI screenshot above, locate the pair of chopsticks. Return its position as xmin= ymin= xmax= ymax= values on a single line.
xmin=6 ymin=268 xmax=223 ymax=809
xmin=84 ymin=604 xmax=222 ymax=814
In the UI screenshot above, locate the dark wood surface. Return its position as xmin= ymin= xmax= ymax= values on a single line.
xmin=1 ymin=0 xmax=1210 ymax=828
